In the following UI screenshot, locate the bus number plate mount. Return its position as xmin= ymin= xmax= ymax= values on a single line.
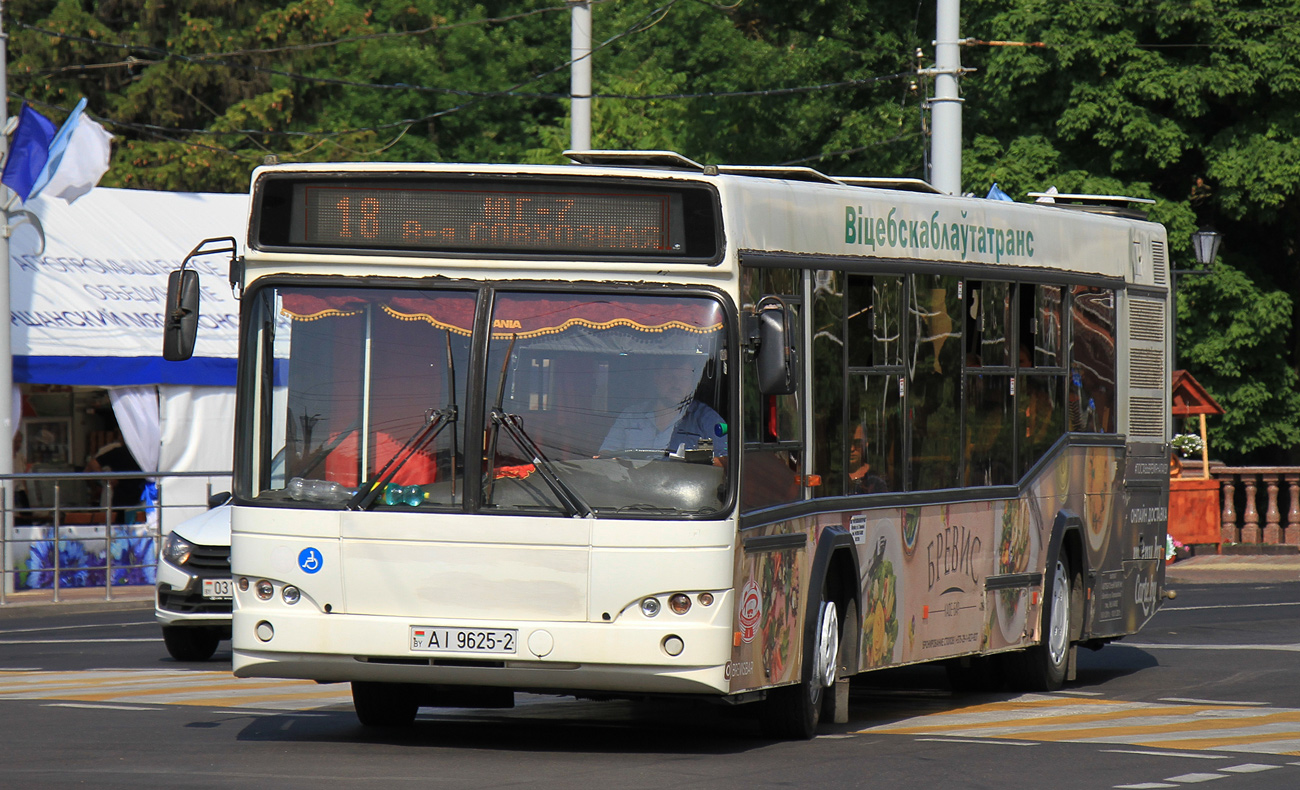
xmin=410 ymin=626 xmax=518 ymax=654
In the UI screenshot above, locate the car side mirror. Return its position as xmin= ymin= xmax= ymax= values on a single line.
xmin=208 ymin=491 xmax=233 ymax=509
xmin=162 ymin=268 xmax=200 ymax=361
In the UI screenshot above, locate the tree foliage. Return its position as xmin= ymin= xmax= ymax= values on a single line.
xmin=7 ymin=0 xmax=1300 ymax=459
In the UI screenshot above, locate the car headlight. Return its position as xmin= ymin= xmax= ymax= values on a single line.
xmin=162 ymin=532 xmax=195 ymax=566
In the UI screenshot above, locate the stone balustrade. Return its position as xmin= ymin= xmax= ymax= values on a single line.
xmin=1210 ymin=466 xmax=1300 ymax=546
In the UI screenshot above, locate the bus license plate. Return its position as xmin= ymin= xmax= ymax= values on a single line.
xmin=202 ymin=579 xmax=234 ymax=600
xmin=410 ymin=626 xmax=517 ymax=654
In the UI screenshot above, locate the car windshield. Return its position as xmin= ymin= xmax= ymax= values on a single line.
xmin=241 ymin=286 xmax=731 ymax=518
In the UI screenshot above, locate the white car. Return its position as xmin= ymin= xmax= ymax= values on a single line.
xmin=155 ymin=499 xmax=232 ymax=661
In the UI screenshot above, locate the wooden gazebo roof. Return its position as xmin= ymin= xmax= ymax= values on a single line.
xmin=1171 ymin=370 xmax=1224 ymax=417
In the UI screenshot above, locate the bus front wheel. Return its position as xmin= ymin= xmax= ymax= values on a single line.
xmin=760 ymin=595 xmax=839 ymax=740
xmin=352 ymin=681 xmax=419 ymax=727
xmin=1017 ymin=557 xmax=1074 ymax=691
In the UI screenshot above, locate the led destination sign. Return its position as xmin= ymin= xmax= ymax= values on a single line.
xmin=284 ymin=181 xmax=689 ymax=256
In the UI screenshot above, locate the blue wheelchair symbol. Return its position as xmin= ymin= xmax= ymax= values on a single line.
xmin=298 ymin=547 xmax=323 ymax=574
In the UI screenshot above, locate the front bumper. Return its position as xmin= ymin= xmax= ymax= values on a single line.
xmin=154 ymin=556 xmax=232 ymax=628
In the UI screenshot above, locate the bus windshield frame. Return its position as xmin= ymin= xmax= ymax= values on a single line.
xmin=235 ymin=280 xmax=736 ymax=520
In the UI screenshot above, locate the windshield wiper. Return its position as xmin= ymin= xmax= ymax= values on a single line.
xmin=489 ymin=407 xmax=594 ymax=518
xmin=347 ymin=407 xmax=453 ymax=511
xmin=348 ymin=332 xmax=462 ymax=511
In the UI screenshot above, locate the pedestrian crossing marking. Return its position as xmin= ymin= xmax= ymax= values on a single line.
xmin=866 ymin=703 xmax=1258 ymax=736
xmin=0 ymin=669 xmax=353 ymax=711
xmin=858 ymin=694 xmax=1300 ymax=756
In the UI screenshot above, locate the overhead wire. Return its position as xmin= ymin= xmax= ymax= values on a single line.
xmin=9 ymin=0 xmax=916 ymax=165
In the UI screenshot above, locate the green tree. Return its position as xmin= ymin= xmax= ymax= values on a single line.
xmin=8 ymin=0 xmax=1300 ymax=460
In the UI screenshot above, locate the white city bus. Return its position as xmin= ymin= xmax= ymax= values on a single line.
xmin=165 ymin=151 xmax=1170 ymax=739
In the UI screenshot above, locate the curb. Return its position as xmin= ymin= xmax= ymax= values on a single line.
xmin=1163 ymin=555 xmax=1300 ymax=585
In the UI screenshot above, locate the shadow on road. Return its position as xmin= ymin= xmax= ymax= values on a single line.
xmin=234 ymin=697 xmax=774 ymax=753
xmin=230 ymin=644 xmax=1164 ymax=750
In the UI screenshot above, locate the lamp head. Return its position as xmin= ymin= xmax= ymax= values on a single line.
xmin=1191 ymin=228 xmax=1222 ymax=268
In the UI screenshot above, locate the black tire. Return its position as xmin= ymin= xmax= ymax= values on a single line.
xmin=161 ymin=626 xmax=221 ymax=662
xmin=945 ymin=654 xmax=1004 ymax=693
xmin=1015 ymin=557 xmax=1073 ymax=691
xmin=352 ymin=682 xmax=420 ymax=728
xmin=760 ymin=595 xmax=839 ymax=740
xmin=823 ymin=598 xmax=858 ymax=724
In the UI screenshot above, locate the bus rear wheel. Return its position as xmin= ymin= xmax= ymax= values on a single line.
xmin=760 ymin=595 xmax=839 ymax=740
xmin=352 ymin=682 xmax=419 ymax=727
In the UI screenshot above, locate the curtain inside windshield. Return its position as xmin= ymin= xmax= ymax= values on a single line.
xmin=482 ymin=293 xmax=730 ymax=517
xmin=256 ymin=287 xmax=474 ymax=506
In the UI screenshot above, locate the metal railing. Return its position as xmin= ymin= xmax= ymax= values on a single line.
xmin=1210 ymin=466 xmax=1300 ymax=546
xmin=0 ymin=470 xmax=231 ymax=606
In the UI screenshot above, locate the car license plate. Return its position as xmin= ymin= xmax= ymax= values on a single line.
xmin=410 ymin=626 xmax=517 ymax=654
xmin=202 ymin=579 xmax=234 ymax=600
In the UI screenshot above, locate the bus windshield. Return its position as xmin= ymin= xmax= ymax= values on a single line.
xmin=483 ymin=292 xmax=729 ymax=517
xmin=241 ymin=285 xmax=732 ymax=518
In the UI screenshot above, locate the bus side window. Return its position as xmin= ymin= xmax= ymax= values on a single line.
xmin=811 ymin=270 xmax=844 ymax=496
xmin=1069 ymin=286 xmax=1117 ymax=433
xmin=963 ymin=281 xmax=1013 ymax=487
xmin=740 ymin=267 xmax=803 ymax=512
xmin=909 ymin=273 xmax=962 ymax=491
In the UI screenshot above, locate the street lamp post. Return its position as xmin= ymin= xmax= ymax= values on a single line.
xmin=1171 ymin=227 xmax=1222 ymax=372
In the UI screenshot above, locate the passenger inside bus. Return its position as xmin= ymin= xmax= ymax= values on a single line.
xmin=847 ymin=423 xmax=889 ymax=494
xmin=597 ymin=357 xmax=728 ymax=460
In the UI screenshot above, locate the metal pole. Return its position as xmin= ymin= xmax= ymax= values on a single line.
xmin=930 ymin=0 xmax=963 ymax=195
xmin=570 ymin=1 xmax=592 ymax=151
xmin=0 ymin=2 xmax=16 ymax=597
xmin=104 ymin=484 xmax=113 ymax=601
xmin=51 ymin=482 xmax=60 ymax=602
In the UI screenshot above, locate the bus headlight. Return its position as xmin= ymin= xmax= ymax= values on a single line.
xmin=281 ymin=585 xmax=301 ymax=605
xmin=668 ymin=594 xmax=691 ymax=615
xmin=640 ymin=597 xmax=661 ymax=617
xmin=255 ymin=580 xmax=274 ymax=600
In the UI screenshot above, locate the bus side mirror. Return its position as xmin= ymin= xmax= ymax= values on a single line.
xmin=756 ymin=299 xmax=798 ymax=396
xmin=163 ymin=268 xmax=200 ymax=361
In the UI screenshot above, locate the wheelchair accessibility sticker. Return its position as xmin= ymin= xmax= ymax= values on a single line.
xmin=298 ymin=547 xmax=323 ymax=574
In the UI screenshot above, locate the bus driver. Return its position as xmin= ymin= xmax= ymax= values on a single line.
xmin=598 ymin=358 xmax=728 ymax=460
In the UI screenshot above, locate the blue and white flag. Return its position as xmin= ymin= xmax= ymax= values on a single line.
xmin=29 ymin=97 xmax=114 ymax=204
xmin=986 ymin=182 xmax=1014 ymax=202
xmin=1 ymin=104 xmax=58 ymax=201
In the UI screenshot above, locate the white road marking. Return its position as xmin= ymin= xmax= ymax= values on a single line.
xmin=1164 ymin=773 xmax=1227 ymax=783
xmin=859 ymin=693 xmax=1300 ymax=755
xmin=0 ymin=621 xmax=155 ymax=635
xmin=1218 ymin=764 xmax=1281 ymax=773
xmin=1054 ymin=690 xmax=1105 ymax=696
xmin=1101 ymin=750 xmax=1230 ymax=760
xmin=1159 ymin=602 xmax=1300 ymax=613
xmin=45 ymin=702 xmax=159 ymax=711
xmin=1114 ymin=783 xmax=1177 ymax=789
xmin=0 ymin=638 xmax=162 ymax=645
xmin=1122 ymin=643 xmax=1300 ymax=653
xmin=1159 ymin=699 xmax=1267 ymax=707
xmin=913 ymin=737 xmax=1037 ymax=746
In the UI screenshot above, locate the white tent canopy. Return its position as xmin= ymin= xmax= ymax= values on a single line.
xmin=9 ymin=187 xmax=248 ymax=528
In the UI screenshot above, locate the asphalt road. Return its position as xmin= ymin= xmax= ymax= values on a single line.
xmin=0 ymin=581 xmax=1297 ymax=790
